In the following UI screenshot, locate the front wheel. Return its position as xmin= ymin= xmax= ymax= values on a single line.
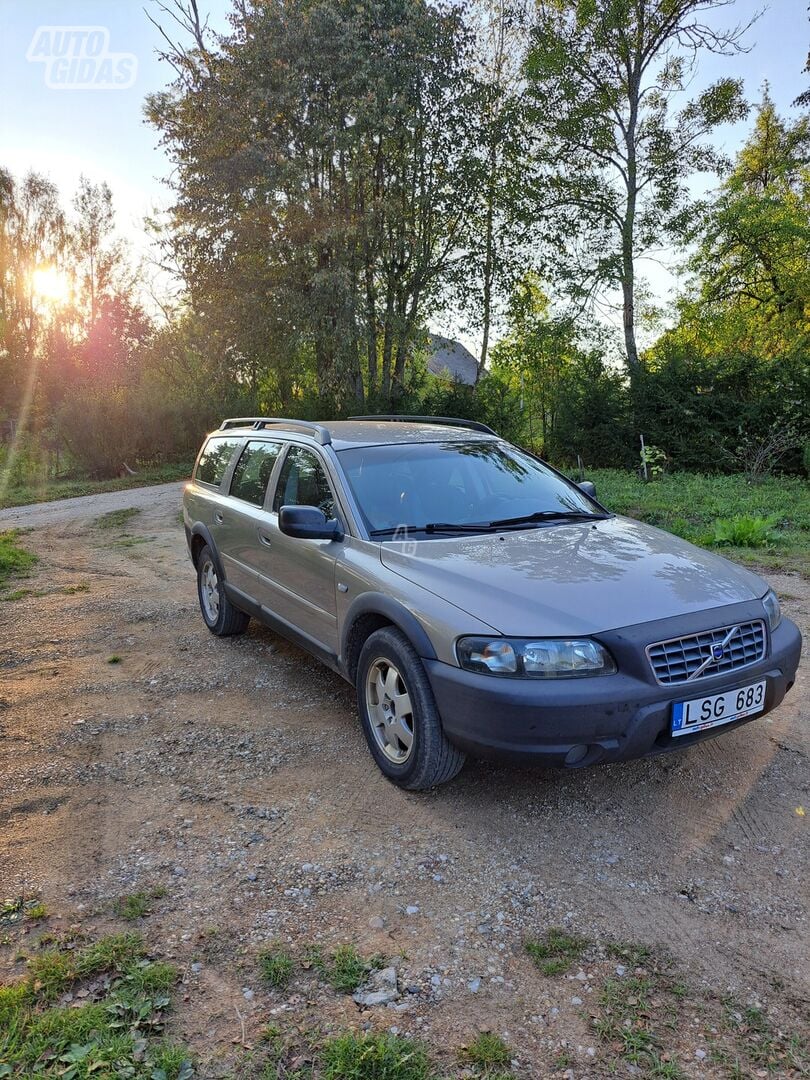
xmin=356 ymin=627 xmax=465 ymax=790
xmin=196 ymin=544 xmax=250 ymax=636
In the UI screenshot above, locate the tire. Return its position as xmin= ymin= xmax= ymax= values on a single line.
xmin=356 ymin=626 xmax=466 ymax=790
xmin=196 ymin=544 xmax=250 ymax=637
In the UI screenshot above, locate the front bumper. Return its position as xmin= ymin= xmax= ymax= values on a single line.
xmin=425 ymin=612 xmax=801 ymax=767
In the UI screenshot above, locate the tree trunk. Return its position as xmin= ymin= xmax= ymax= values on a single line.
xmin=477 ymin=148 xmax=498 ymax=384
xmin=622 ymin=72 xmax=640 ymax=372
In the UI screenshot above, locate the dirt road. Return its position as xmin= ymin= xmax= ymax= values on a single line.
xmin=1 ymin=483 xmax=807 ymax=1077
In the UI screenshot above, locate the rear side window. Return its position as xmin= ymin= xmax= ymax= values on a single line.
xmin=229 ymin=440 xmax=282 ymax=506
xmin=273 ymin=446 xmax=335 ymax=519
xmin=195 ymin=437 xmax=240 ymax=487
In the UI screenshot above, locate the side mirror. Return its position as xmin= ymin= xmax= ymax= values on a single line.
xmin=578 ymin=480 xmax=597 ymax=499
xmin=278 ymin=505 xmax=342 ymax=541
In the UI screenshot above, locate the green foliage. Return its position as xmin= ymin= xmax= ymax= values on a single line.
xmin=114 ymin=892 xmax=152 ymax=921
xmin=711 ymin=515 xmax=779 ymax=548
xmin=0 ymin=930 xmax=187 ymax=1079
xmin=525 ymin=928 xmax=589 ymax=976
xmin=29 ymin=933 xmax=145 ymax=1000
xmin=94 ymin=507 xmax=141 ymax=530
xmin=640 ymin=444 xmax=667 ymax=479
xmin=461 ymin=1032 xmax=513 ymax=1073
xmin=525 ymin=0 xmax=749 ymax=367
xmin=0 ymin=530 xmax=36 ymax=588
xmin=321 ymin=1032 xmax=433 ymax=1080
xmin=315 ymin=944 xmax=384 ymax=994
xmin=258 ymin=945 xmax=294 ymax=989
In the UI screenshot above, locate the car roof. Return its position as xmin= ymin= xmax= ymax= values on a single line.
xmin=214 ymin=419 xmax=499 ymax=451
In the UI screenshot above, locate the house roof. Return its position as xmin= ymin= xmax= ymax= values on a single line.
xmin=427 ymin=333 xmax=478 ymax=385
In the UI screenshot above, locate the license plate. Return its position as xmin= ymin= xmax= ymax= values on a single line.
xmin=671 ymin=680 xmax=766 ymax=737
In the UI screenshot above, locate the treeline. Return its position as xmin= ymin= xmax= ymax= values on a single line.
xmin=0 ymin=0 xmax=808 ymax=487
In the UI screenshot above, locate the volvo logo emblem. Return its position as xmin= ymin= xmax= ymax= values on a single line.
xmin=711 ymin=644 xmax=725 ymax=661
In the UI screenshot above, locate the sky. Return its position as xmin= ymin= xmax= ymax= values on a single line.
xmin=0 ymin=0 xmax=807 ymax=342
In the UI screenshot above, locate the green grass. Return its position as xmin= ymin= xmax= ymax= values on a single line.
xmin=93 ymin=506 xmax=142 ymax=529
xmin=588 ymin=469 xmax=810 ymax=576
xmin=1 ymin=932 xmax=190 ymax=1079
xmin=461 ymin=1032 xmax=514 ymax=1076
xmin=258 ymin=945 xmax=294 ymax=989
xmin=0 ymin=529 xmax=37 ymax=589
xmin=29 ymin=933 xmax=145 ymax=1000
xmin=0 ymin=461 xmax=193 ymax=510
xmin=308 ymin=943 xmax=386 ymax=994
xmin=114 ymin=891 xmax=157 ymax=920
xmin=321 ymin=1032 xmax=433 ymax=1080
xmin=525 ymin=928 xmax=589 ymax=976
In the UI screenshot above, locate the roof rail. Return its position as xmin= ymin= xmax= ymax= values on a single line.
xmin=347 ymin=414 xmax=497 ymax=436
xmin=218 ymin=417 xmax=332 ymax=445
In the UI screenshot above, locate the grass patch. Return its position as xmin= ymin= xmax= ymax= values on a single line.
xmin=525 ymin=928 xmax=589 ymax=976
xmin=588 ymin=469 xmax=810 ymax=576
xmin=110 ymin=534 xmax=151 ymax=548
xmin=0 ymin=460 xmax=193 ymax=510
xmin=321 ymin=1031 xmax=432 ymax=1080
xmin=0 ymin=529 xmax=37 ymax=590
xmin=107 ymin=654 xmax=122 ymax=664
xmin=93 ymin=507 xmax=142 ymax=530
xmin=605 ymin=940 xmax=654 ymax=968
xmin=258 ymin=944 xmax=294 ymax=989
xmin=114 ymin=890 xmax=165 ymax=921
xmin=721 ymin=997 xmax=810 ymax=1075
xmin=308 ymin=943 xmax=386 ymax=994
xmin=461 ymin=1032 xmax=513 ymax=1076
xmin=1 ymin=931 xmax=189 ymax=1079
xmin=28 ymin=932 xmax=144 ymax=1000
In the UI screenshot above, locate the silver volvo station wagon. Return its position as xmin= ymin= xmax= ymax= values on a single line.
xmin=183 ymin=415 xmax=802 ymax=789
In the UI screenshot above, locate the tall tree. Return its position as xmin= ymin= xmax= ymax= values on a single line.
xmin=146 ymin=0 xmax=480 ymax=410
xmin=72 ymin=176 xmax=117 ymax=326
xmin=464 ymin=0 xmax=533 ymax=381
xmin=525 ymin=0 xmax=750 ymax=369
xmin=685 ymin=91 xmax=810 ymax=354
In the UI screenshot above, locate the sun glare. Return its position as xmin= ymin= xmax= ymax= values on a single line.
xmin=31 ymin=265 xmax=71 ymax=307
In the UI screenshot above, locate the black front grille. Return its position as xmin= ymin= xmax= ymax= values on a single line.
xmin=647 ymin=621 xmax=766 ymax=685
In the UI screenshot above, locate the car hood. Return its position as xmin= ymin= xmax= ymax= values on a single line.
xmin=379 ymin=516 xmax=767 ymax=636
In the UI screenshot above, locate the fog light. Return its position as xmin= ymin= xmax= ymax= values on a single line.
xmin=564 ymin=743 xmax=589 ymax=765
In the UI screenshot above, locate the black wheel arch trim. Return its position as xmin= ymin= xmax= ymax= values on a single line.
xmin=188 ymin=523 xmax=223 ymax=577
xmin=341 ymin=593 xmax=438 ymax=668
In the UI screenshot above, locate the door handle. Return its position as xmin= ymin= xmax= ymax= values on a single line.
xmin=215 ymin=512 xmax=224 ymax=524
xmin=258 ymin=532 xmax=273 ymax=547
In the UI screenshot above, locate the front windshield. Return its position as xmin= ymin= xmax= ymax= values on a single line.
xmin=338 ymin=440 xmax=602 ymax=536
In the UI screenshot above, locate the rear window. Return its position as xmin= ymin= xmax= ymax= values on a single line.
xmin=229 ymin=440 xmax=282 ymax=506
xmin=194 ymin=437 xmax=241 ymax=487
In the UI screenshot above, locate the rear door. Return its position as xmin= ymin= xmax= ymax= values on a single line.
xmin=253 ymin=443 xmax=341 ymax=653
xmin=217 ymin=439 xmax=284 ymax=597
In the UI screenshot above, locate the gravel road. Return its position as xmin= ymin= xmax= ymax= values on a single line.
xmin=1 ymin=482 xmax=807 ymax=1077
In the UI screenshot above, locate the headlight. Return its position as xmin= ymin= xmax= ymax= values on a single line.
xmin=456 ymin=637 xmax=616 ymax=678
xmin=763 ymin=589 xmax=781 ymax=632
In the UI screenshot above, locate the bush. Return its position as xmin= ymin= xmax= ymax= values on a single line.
xmin=711 ymin=514 xmax=779 ymax=548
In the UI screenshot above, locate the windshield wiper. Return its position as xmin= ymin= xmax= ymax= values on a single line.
xmin=488 ymin=510 xmax=609 ymax=528
xmin=369 ymin=511 xmax=608 ymax=538
xmin=369 ymin=522 xmax=499 ymax=537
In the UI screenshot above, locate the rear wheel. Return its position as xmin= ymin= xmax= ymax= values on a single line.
xmin=196 ymin=544 xmax=249 ymax=636
xmin=357 ymin=627 xmax=465 ymax=789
